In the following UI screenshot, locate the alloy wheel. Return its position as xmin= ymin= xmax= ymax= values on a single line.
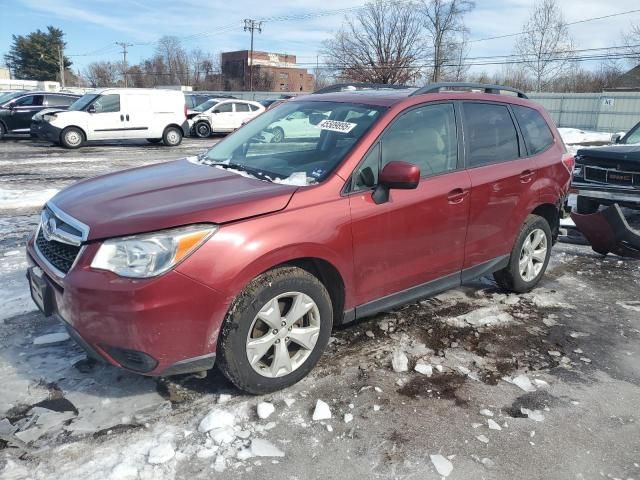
xmin=519 ymin=228 xmax=547 ymax=282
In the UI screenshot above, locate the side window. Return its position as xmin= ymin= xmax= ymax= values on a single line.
xmin=235 ymin=103 xmax=250 ymax=113
xmin=248 ymin=104 xmax=259 ymax=112
xmin=462 ymin=103 xmax=520 ymax=167
xmin=215 ymin=103 xmax=233 ymax=113
xmin=46 ymin=95 xmax=75 ymax=107
xmin=92 ymin=94 xmax=120 ymax=113
xmin=14 ymin=95 xmax=44 ymax=107
xmin=512 ymin=105 xmax=554 ymax=155
xmin=352 ymin=143 xmax=380 ymax=191
xmin=380 ymin=103 xmax=458 ymax=176
xmin=623 ymin=125 xmax=640 ymax=145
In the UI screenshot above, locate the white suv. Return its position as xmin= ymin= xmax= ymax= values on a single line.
xmin=188 ymin=100 xmax=265 ymax=137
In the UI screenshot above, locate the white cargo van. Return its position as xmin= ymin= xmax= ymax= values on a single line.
xmin=31 ymin=88 xmax=188 ymax=148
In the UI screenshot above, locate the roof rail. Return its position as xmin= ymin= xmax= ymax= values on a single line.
xmin=312 ymin=83 xmax=414 ymax=94
xmin=410 ymin=82 xmax=528 ymax=99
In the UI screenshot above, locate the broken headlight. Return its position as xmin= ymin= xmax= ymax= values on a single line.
xmin=91 ymin=224 xmax=217 ymax=278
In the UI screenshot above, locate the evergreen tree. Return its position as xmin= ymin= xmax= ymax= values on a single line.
xmin=4 ymin=26 xmax=72 ymax=81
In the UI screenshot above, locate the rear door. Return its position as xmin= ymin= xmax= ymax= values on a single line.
xmin=232 ymin=102 xmax=252 ymax=128
xmin=349 ymin=102 xmax=471 ymax=307
xmin=8 ymin=94 xmax=44 ymax=132
xmin=461 ymin=101 xmax=539 ymax=270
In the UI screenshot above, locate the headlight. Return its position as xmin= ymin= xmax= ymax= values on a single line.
xmin=573 ymin=165 xmax=583 ymax=177
xmin=42 ymin=114 xmax=56 ymax=123
xmin=91 ymin=224 xmax=217 ymax=278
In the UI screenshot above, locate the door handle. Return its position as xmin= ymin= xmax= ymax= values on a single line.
xmin=120 ymin=114 xmax=124 ymax=121
xmin=447 ymin=188 xmax=468 ymax=204
xmin=519 ymin=170 xmax=535 ymax=183
xmin=126 ymin=114 xmax=130 ymax=121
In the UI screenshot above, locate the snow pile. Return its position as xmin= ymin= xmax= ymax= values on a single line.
xmin=391 ymin=349 xmax=409 ymax=372
xmin=430 ymin=454 xmax=453 ymax=477
xmin=257 ymin=402 xmax=275 ymax=420
xmin=0 ymin=253 xmax=35 ymax=322
xmin=445 ymin=306 xmax=514 ymax=328
xmin=272 ymin=171 xmax=314 ymax=187
xmin=312 ymin=400 xmax=332 ymax=421
xmin=558 ymin=128 xmax=611 ymax=145
xmin=0 ymin=187 xmax=58 ymax=210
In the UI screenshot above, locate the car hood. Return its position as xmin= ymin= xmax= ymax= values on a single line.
xmin=32 ymin=108 xmax=66 ymax=120
xmin=576 ymin=145 xmax=640 ymax=171
xmin=49 ymin=159 xmax=298 ymax=241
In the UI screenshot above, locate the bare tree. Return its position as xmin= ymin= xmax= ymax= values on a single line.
xmin=156 ymin=36 xmax=189 ymax=85
xmin=418 ymin=0 xmax=475 ymax=82
xmin=623 ymin=24 xmax=640 ymax=65
xmin=85 ymin=61 xmax=119 ymax=87
xmin=322 ymin=0 xmax=424 ymax=85
xmin=514 ymin=0 xmax=573 ymax=92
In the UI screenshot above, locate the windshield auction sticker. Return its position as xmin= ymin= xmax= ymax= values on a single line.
xmin=318 ymin=119 xmax=357 ymax=133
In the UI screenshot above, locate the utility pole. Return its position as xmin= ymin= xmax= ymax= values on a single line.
xmin=57 ymin=45 xmax=65 ymax=89
xmin=115 ymin=42 xmax=133 ymax=87
xmin=243 ymin=19 xmax=263 ymax=92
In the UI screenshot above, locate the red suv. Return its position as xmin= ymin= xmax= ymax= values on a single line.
xmin=27 ymin=83 xmax=573 ymax=394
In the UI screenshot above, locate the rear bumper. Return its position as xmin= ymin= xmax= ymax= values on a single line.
xmin=26 ymin=238 xmax=230 ymax=377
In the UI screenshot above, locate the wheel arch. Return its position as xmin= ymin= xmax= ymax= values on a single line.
xmin=531 ymin=202 xmax=560 ymax=242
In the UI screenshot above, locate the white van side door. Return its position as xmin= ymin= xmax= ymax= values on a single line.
xmin=123 ymin=94 xmax=152 ymax=139
xmin=86 ymin=94 xmax=125 ymax=140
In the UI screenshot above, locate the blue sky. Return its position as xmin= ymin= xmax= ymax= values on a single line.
xmin=1 ymin=0 xmax=639 ymax=75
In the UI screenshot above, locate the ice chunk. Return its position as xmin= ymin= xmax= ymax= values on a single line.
xmin=284 ymin=398 xmax=296 ymax=407
xmin=257 ymin=402 xmax=275 ymax=419
xmin=476 ymin=434 xmax=489 ymax=443
xmin=110 ymin=464 xmax=138 ymax=480
xmin=479 ymin=409 xmax=494 ymax=417
xmin=344 ymin=413 xmax=353 ymax=423
xmin=250 ymin=438 xmax=285 ymax=457
xmin=196 ymin=447 xmax=219 ymax=459
xmin=430 ymin=454 xmax=453 ymax=477
xmin=391 ymin=350 xmax=409 ymax=372
xmin=521 ymin=408 xmax=545 ymax=422
xmin=414 ymin=362 xmax=433 ymax=376
xmin=199 ymin=409 xmax=235 ymax=432
xmin=148 ymin=443 xmax=175 ymax=464
xmin=210 ymin=427 xmax=235 ymax=444
xmin=33 ymin=332 xmax=70 ymax=345
xmin=312 ymin=400 xmax=332 ymax=421
xmin=511 ymin=374 xmax=536 ymax=392
xmin=487 ymin=419 xmax=502 ymax=431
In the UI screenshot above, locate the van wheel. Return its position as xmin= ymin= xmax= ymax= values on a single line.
xmin=0 ymin=123 xmax=5 ymax=140
xmin=493 ymin=215 xmax=552 ymax=293
xmin=194 ymin=121 xmax=211 ymax=138
xmin=60 ymin=127 xmax=84 ymax=149
xmin=217 ymin=266 xmax=333 ymax=394
xmin=163 ymin=126 xmax=182 ymax=147
xmin=576 ymin=196 xmax=599 ymax=214
xmin=270 ymin=127 xmax=285 ymax=143
xmin=146 ymin=138 xmax=162 ymax=144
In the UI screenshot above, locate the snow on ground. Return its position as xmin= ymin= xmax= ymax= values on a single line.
xmin=0 ymin=251 xmax=34 ymax=323
xmin=558 ymin=128 xmax=612 ymax=145
xmin=0 ymin=187 xmax=58 ymax=210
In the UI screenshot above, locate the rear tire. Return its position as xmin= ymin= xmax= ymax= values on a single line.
xmin=493 ymin=215 xmax=552 ymax=293
xmin=217 ymin=266 xmax=333 ymax=394
xmin=60 ymin=127 xmax=84 ymax=149
xmin=146 ymin=138 xmax=162 ymax=144
xmin=162 ymin=126 xmax=183 ymax=147
xmin=576 ymin=195 xmax=599 ymax=215
xmin=194 ymin=121 xmax=211 ymax=138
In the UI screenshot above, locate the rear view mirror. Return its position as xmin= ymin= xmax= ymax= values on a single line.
xmin=372 ymin=161 xmax=420 ymax=204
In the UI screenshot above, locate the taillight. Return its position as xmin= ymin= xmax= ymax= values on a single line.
xmin=562 ymin=153 xmax=575 ymax=173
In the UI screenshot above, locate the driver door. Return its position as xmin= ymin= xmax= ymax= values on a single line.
xmin=347 ymin=102 xmax=471 ymax=308
xmin=212 ymin=102 xmax=234 ymax=131
xmin=9 ymin=94 xmax=44 ymax=132
xmin=86 ymin=94 xmax=123 ymax=140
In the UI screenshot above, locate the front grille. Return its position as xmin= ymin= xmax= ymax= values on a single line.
xmin=583 ymin=166 xmax=640 ymax=187
xmin=35 ymin=228 xmax=81 ymax=274
xmin=584 ymin=166 xmax=607 ymax=183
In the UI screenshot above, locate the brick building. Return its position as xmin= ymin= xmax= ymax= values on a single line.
xmin=221 ymin=50 xmax=314 ymax=92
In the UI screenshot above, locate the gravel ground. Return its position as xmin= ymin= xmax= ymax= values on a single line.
xmin=0 ymin=137 xmax=639 ymax=480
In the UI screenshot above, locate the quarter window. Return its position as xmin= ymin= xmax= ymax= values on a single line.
xmin=380 ymin=103 xmax=458 ymax=177
xmin=352 ymin=144 xmax=380 ymax=190
xmin=462 ymin=103 xmax=520 ymax=167
xmin=92 ymin=95 xmax=120 ymax=113
xmin=235 ymin=103 xmax=250 ymax=113
xmin=512 ymin=105 xmax=554 ymax=155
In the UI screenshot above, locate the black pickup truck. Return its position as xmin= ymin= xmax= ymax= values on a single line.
xmin=572 ymin=121 xmax=640 ymax=214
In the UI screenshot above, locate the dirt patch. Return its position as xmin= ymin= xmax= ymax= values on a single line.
xmin=504 ymin=391 xmax=563 ymax=418
xmin=397 ymin=373 xmax=468 ymax=406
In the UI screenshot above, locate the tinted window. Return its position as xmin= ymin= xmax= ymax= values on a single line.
xmin=215 ymin=103 xmax=233 ymax=113
xmin=381 ymin=103 xmax=458 ymax=176
xmin=462 ymin=103 xmax=519 ymax=167
xmin=92 ymin=94 xmax=120 ymax=113
xmin=352 ymin=143 xmax=380 ymax=190
xmin=14 ymin=94 xmax=44 ymax=107
xmin=249 ymin=104 xmax=260 ymax=112
xmin=512 ymin=105 xmax=554 ymax=155
xmin=46 ymin=95 xmax=76 ymax=107
xmin=623 ymin=124 xmax=640 ymax=145
xmin=235 ymin=103 xmax=250 ymax=113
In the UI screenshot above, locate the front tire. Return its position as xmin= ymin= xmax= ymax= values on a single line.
xmin=0 ymin=123 xmax=5 ymax=140
xmin=270 ymin=127 xmax=285 ymax=143
xmin=162 ymin=126 xmax=183 ymax=147
xmin=217 ymin=266 xmax=333 ymax=394
xmin=576 ymin=195 xmax=599 ymax=215
xmin=60 ymin=127 xmax=84 ymax=149
xmin=494 ymin=215 xmax=552 ymax=293
xmin=194 ymin=121 xmax=212 ymax=138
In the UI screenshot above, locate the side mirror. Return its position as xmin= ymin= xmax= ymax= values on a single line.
xmin=87 ymin=104 xmax=96 ymax=113
xmin=611 ymin=133 xmax=622 ymax=144
xmin=372 ymin=161 xmax=420 ymax=204
xmin=212 ymin=110 xmax=219 ymax=114
xmin=7 ymin=102 xmax=16 ymax=110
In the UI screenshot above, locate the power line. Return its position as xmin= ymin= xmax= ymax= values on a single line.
xmin=115 ymin=42 xmax=133 ymax=87
xmin=244 ymin=19 xmax=263 ymax=92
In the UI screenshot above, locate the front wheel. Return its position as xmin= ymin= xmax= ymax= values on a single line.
xmin=162 ymin=126 xmax=183 ymax=147
xmin=270 ymin=127 xmax=285 ymax=143
xmin=217 ymin=266 xmax=333 ymax=394
xmin=60 ymin=127 xmax=84 ymax=149
xmin=0 ymin=123 xmax=5 ymax=140
xmin=194 ymin=121 xmax=212 ymax=138
xmin=494 ymin=215 xmax=552 ymax=293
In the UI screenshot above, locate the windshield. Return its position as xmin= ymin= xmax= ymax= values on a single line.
xmin=202 ymin=100 xmax=385 ymax=184
xmin=68 ymin=93 xmax=99 ymax=111
xmin=194 ymin=99 xmax=218 ymax=112
xmin=0 ymin=91 xmax=23 ymax=105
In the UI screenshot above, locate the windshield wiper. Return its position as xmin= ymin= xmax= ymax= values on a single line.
xmin=206 ymin=161 xmax=275 ymax=182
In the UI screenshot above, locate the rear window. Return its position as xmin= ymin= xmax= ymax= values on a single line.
xmin=512 ymin=105 xmax=554 ymax=155
xmin=462 ymin=102 xmax=520 ymax=167
xmin=235 ymin=103 xmax=250 ymax=112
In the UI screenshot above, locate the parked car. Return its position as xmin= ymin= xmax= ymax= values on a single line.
xmin=572 ymin=121 xmax=640 ymax=213
xmin=185 ymin=93 xmax=236 ymax=110
xmin=263 ymin=110 xmax=328 ymax=142
xmin=30 ymin=88 xmax=188 ymax=148
xmin=0 ymin=91 xmax=80 ymax=139
xmin=26 ymin=82 xmax=572 ymax=394
xmin=188 ymin=99 xmax=264 ymax=137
